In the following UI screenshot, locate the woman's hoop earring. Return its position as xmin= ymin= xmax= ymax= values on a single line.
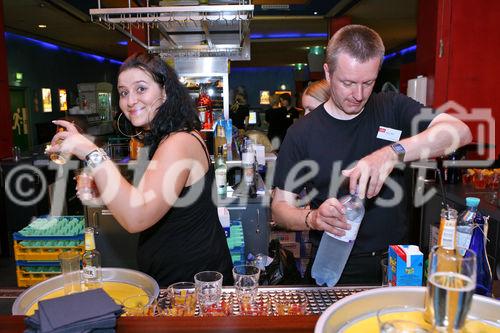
xmin=117 ymin=112 xmax=143 ymax=138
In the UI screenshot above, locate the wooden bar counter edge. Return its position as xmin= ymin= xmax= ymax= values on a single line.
xmin=0 ymin=314 xmax=319 ymax=333
xmin=2 ymin=280 xmax=499 ymax=333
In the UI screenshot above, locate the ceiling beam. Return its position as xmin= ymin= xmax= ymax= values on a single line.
xmin=46 ymin=0 xmax=90 ymax=22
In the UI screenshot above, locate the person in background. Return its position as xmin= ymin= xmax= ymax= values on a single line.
xmin=47 ymin=53 xmax=233 ymax=287
xmin=271 ymin=25 xmax=472 ymax=285
xmin=265 ymin=93 xmax=300 ymax=147
xmin=279 ymin=93 xmax=300 ymax=125
xmin=302 ymin=80 xmax=330 ymax=115
xmin=230 ymin=93 xmax=250 ymax=130
xmin=265 ymin=93 xmax=285 ymax=145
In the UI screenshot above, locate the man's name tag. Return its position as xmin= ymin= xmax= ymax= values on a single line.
xmin=376 ymin=126 xmax=402 ymax=142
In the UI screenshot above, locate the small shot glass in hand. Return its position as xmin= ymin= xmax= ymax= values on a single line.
xmin=45 ymin=126 xmax=70 ymax=165
xmin=75 ymin=168 xmax=101 ymax=205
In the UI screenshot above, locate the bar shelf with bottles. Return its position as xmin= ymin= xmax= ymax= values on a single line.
xmin=419 ymin=179 xmax=499 ymax=289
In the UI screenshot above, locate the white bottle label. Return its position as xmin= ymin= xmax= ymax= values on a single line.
xmin=83 ymin=266 xmax=98 ymax=279
xmin=456 ymin=231 xmax=472 ymax=256
xmin=326 ymin=217 xmax=362 ymax=243
xmin=242 ymin=151 xmax=253 ymax=165
xmin=215 ymin=168 xmax=227 ymax=186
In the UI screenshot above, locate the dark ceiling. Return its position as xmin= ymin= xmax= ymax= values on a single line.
xmin=3 ymin=0 xmax=417 ymax=68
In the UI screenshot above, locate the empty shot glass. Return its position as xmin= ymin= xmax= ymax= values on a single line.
xmin=59 ymin=251 xmax=82 ymax=295
xmin=194 ymin=271 xmax=223 ymax=316
xmin=233 ymin=265 xmax=260 ymax=307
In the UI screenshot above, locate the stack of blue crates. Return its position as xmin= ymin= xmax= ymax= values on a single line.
xmin=225 ymin=218 xmax=245 ymax=266
xmin=13 ymin=216 xmax=85 ymax=287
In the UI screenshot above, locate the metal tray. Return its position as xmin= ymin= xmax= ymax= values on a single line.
xmin=156 ymin=285 xmax=373 ymax=316
xmin=12 ymin=268 xmax=159 ymax=315
xmin=314 ymin=286 xmax=500 ymax=332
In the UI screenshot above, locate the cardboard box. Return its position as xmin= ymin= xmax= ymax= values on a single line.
xmin=388 ymin=245 xmax=423 ymax=287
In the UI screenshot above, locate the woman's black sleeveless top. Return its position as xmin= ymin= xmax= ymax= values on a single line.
xmin=137 ymin=133 xmax=233 ymax=287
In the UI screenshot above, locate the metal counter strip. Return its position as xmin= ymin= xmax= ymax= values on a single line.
xmin=157 ymin=285 xmax=377 ymax=316
xmin=2 ymin=286 xmax=377 ymax=315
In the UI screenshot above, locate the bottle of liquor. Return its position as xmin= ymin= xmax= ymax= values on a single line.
xmin=424 ymin=206 xmax=459 ymax=323
xmin=197 ymin=85 xmax=213 ymax=130
xmin=241 ymin=138 xmax=257 ymax=198
xmin=456 ymin=197 xmax=480 ymax=254
xmin=467 ymin=214 xmax=493 ymax=296
xmin=82 ymin=227 xmax=102 ymax=290
xmin=437 ymin=207 xmax=458 ymax=250
xmin=311 ymin=192 xmax=365 ymax=287
xmin=215 ymin=146 xmax=227 ymax=199
xmin=214 ymin=121 xmax=227 ymax=159
xmin=129 ymin=137 xmax=144 ymax=160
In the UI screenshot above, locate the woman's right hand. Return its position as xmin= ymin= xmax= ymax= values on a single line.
xmin=47 ymin=120 xmax=98 ymax=161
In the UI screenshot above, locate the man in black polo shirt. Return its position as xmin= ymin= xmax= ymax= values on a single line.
xmin=271 ymin=25 xmax=472 ymax=285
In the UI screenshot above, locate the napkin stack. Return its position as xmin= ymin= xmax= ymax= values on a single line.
xmin=25 ymin=288 xmax=123 ymax=333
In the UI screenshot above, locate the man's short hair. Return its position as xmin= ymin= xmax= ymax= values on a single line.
xmin=325 ymin=24 xmax=385 ymax=74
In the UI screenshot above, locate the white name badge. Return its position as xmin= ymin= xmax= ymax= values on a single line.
xmin=376 ymin=126 xmax=402 ymax=142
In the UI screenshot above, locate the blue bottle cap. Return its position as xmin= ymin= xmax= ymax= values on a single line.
xmin=465 ymin=197 xmax=480 ymax=208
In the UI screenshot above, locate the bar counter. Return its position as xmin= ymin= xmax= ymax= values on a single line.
xmin=1 ymin=281 xmax=499 ymax=333
xmin=0 ymin=315 xmax=319 ymax=333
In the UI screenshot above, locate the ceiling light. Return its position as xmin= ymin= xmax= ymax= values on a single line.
xmin=38 ymin=24 xmax=47 ymax=28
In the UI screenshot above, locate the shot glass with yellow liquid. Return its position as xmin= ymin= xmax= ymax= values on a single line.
xmin=164 ymin=282 xmax=196 ymax=316
xmin=45 ymin=126 xmax=71 ymax=165
xmin=122 ymin=294 xmax=155 ymax=316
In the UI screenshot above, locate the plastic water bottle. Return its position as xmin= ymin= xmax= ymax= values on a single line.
xmin=456 ymin=197 xmax=480 ymax=255
xmin=311 ymin=193 xmax=365 ymax=287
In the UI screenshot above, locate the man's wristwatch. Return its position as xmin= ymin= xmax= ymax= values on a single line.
xmin=390 ymin=143 xmax=406 ymax=162
xmin=85 ymin=148 xmax=109 ymax=169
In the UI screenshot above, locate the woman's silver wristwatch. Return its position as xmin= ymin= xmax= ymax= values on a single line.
xmin=85 ymin=148 xmax=109 ymax=169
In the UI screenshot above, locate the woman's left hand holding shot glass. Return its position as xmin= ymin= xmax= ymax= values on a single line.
xmin=45 ymin=120 xmax=98 ymax=163
xmin=46 ymin=120 xmax=103 ymax=205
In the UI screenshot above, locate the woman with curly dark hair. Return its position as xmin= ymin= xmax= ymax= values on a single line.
xmin=47 ymin=53 xmax=233 ymax=286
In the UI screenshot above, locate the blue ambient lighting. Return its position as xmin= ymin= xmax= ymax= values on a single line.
xmin=5 ymin=32 xmax=123 ymax=65
xmin=304 ymin=33 xmax=328 ymax=38
xmin=117 ymin=40 xmax=128 ymax=46
xmin=251 ymin=32 xmax=327 ymax=39
xmin=384 ymin=44 xmax=417 ymax=61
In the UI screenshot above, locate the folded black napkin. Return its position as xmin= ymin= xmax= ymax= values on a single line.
xmin=24 ymin=288 xmax=123 ymax=333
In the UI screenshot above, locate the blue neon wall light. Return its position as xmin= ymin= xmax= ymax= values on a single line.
xmin=5 ymin=32 xmax=123 ymax=65
xmin=384 ymin=44 xmax=417 ymax=61
xmin=250 ymin=32 xmax=328 ymax=39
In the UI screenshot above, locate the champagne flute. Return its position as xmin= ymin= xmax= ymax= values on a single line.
xmin=425 ymin=246 xmax=476 ymax=333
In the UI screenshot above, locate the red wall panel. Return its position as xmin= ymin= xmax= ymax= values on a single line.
xmin=417 ymin=0 xmax=500 ymax=159
xmin=445 ymin=0 xmax=500 ymax=159
xmin=0 ymin=0 xmax=13 ymax=158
